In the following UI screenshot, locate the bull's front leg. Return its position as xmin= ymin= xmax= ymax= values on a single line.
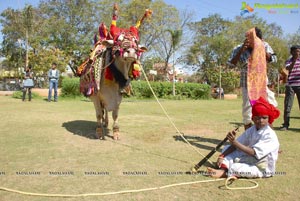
xmin=90 ymin=95 xmax=105 ymax=140
xmin=112 ymin=109 xmax=120 ymax=140
xmin=101 ymin=105 xmax=109 ymax=128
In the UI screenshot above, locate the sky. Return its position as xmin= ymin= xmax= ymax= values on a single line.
xmin=164 ymin=0 xmax=300 ymax=35
xmin=0 ymin=0 xmax=299 ymax=38
xmin=0 ymin=0 xmax=299 ymax=74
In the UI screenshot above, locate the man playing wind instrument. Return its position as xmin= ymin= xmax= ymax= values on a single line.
xmin=207 ymin=97 xmax=280 ymax=178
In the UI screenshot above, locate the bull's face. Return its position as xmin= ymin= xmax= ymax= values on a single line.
xmin=118 ymin=33 xmax=138 ymax=60
xmin=102 ymin=33 xmax=147 ymax=80
xmin=112 ymin=31 xmax=147 ymax=61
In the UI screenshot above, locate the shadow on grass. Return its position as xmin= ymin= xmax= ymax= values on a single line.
xmin=62 ymin=120 xmax=115 ymax=140
xmin=173 ymin=128 xmax=244 ymax=170
xmin=173 ymin=123 xmax=242 ymax=152
xmin=286 ymin=128 xmax=300 ymax=132
xmin=274 ymin=127 xmax=300 ymax=132
xmin=229 ymin=121 xmax=244 ymax=128
xmin=173 ymin=134 xmax=223 ymax=172
xmin=290 ymin=116 xmax=300 ymax=120
xmin=173 ymin=135 xmax=230 ymax=152
xmin=62 ymin=120 xmax=98 ymax=139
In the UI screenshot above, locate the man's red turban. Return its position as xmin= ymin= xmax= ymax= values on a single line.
xmin=252 ymin=97 xmax=280 ymax=124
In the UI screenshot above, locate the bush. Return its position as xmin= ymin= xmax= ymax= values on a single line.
xmin=61 ymin=77 xmax=81 ymax=97
xmin=12 ymin=90 xmax=40 ymax=99
xmin=131 ymin=81 xmax=211 ymax=100
xmin=57 ymin=78 xmax=212 ymax=100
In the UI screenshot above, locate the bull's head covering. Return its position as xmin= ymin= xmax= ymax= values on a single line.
xmin=252 ymin=97 xmax=280 ymax=124
xmin=99 ymin=23 xmax=108 ymax=40
xmin=110 ymin=3 xmax=152 ymax=42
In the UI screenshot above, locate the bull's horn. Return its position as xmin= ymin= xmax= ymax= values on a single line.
xmin=111 ymin=3 xmax=119 ymax=25
xmin=138 ymin=45 xmax=148 ymax=52
xmin=135 ymin=9 xmax=153 ymax=28
xmin=102 ymin=40 xmax=114 ymax=46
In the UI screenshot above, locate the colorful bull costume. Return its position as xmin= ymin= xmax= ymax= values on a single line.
xmin=77 ymin=4 xmax=152 ymax=140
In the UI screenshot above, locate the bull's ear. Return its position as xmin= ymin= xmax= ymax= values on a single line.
xmin=102 ymin=40 xmax=114 ymax=47
xmin=138 ymin=45 xmax=148 ymax=52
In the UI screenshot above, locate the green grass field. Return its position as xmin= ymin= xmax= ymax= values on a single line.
xmin=0 ymin=95 xmax=299 ymax=201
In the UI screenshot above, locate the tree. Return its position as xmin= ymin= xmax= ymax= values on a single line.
xmin=0 ymin=8 xmax=27 ymax=72
xmin=185 ymin=13 xmax=289 ymax=93
xmin=37 ymin=0 xmax=101 ymax=72
xmin=187 ymin=14 xmax=231 ymax=69
xmin=186 ymin=13 xmax=232 ymax=88
xmin=287 ymin=27 xmax=300 ymax=48
xmin=0 ymin=0 xmax=156 ymax=76
xmin=141 ymin=0 xmax=193 ymax=81
xmin=166 ymin=29 xmax=182 ymax=95
xmin=23 ymin=5 xmax=34 ymax=69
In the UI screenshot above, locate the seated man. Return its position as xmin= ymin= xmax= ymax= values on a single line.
xmin=216 ymin=86 xmax=224 ymax=99
xmin=207 ymin=97 xmax=280 ymax=178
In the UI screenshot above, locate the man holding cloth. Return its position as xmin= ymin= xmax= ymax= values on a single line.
xmin=228 ymin=27 xmax=278 ymax=130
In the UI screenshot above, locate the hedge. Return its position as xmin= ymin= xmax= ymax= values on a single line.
xmin=59 ymin=78 xmax=211 ymax=100
xmin=60 ymin=77 xmax=81 ymax=97
xmin=131 ymin=81 xmax=211 ymax=100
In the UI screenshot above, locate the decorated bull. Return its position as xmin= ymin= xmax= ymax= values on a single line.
xmin=77 ymin=4 xmax=152 ymax=140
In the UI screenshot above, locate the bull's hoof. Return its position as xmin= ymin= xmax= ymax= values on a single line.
xmin=96 ymin=127 xmax=105 ymax=140
xmin=113 ymin=132 xmax=120 ymax=140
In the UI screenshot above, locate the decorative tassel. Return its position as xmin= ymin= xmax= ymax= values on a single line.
xmin=119 ymin=48 xmax=124 ymax=57
xmin=93 ymin=33 xmax=98 ymax=45
xmin=104 ymin=67 xmax=114 ymax=81
xmin=98 ymin=23 xmax=108 ymax=40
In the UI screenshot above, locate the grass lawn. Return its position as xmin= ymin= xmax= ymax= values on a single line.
xmin=0 ymin=95 xmax=299 ymax=201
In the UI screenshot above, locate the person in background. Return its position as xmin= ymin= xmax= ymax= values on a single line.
xmin=22 ymin=66 xmax=34 ymax=101
xmin=279 ymin=45 xmax=300 ymax=131
xmin=228 ymin=27 xmax=278 ymax=130
xmin=47 ymin=62 xmax=60 ymax=102
xmin=216 ymin=86 xmax=224 ymax=99
xmin=212 ymin=85 xmax=224 ymax=99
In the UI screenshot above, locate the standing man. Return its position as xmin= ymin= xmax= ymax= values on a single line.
xmin=280 ymin=45 xmax=300 ymax=131
xmin=228 ymin=27 xmax=278 ymax=130
xmin=48 ymin=62 xmax=60 ymax=102
xmin=22 ymin=66 xmax=34 ymax=101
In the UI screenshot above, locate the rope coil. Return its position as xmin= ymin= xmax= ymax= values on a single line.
xmin=225 ymin=176 xmax=259 ymax=190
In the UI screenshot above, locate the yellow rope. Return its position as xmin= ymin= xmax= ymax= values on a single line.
xmin=225 ymin=176 xmax=259 ymax=190
xmin=0 ymin=177 xmax=259 ymax=197
xmin=140 ymin=66 xmax=212 ymax=164
xmin=0 ymin=179 xmax=224 ymax=197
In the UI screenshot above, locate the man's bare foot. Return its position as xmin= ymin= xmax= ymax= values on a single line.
xmin=207 ymin=167 xmax=227 ymax=178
